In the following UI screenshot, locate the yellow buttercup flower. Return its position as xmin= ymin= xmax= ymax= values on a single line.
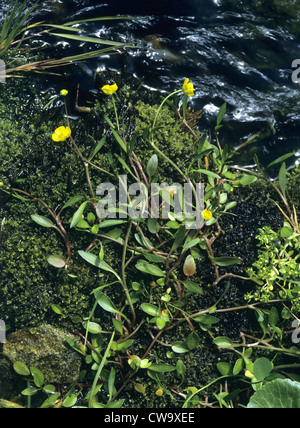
xmin=52 ymin=126 xmax=71 ymax=142
xmin=202 ymin=208 xmax=213 ymax=221
xmin=155 ymin=388 xmax=164 ymax=396
xmin=60 ymin=89 xmax=68 ymax=96
xmin=101 ymin=83 xmax=118 ymax=95
xmin=182 ymin=78 xmax=194 ymax=97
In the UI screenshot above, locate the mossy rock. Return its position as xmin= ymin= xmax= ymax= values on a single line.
xmin=3 ymin=324 xmax=81 ymax=384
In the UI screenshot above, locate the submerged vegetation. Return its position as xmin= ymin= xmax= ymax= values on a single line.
xmin=1 ymin=0 xmax=300 ymax=410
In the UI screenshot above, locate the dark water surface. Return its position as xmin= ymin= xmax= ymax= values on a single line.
xmin=4 ymin=0 xmax=300 ymax=169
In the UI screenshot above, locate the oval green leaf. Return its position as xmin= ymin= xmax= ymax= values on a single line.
xmin=70 ymin=201 xmax=88 ymax=228
xmin=31 ymin=214 xmax=54 ymax=228
xmin=148 ymin=364 xmax=176 ymax=373
xmin=213 ymin=336 xmax=233 ymax=348
xmin=140 ymin=303 xmax=159 ymax=317
xmin=47 ymin=255 xmax=66 ymax=269
xmin=135 ymin=261 xmax=166 ymax=277
xmin=171 ymin=341 xmax=190 ymax=354
xmin=13 ymin=361 xmax=30 ymax=376
xmin=253 ymin=357 xmax=273 ymax=381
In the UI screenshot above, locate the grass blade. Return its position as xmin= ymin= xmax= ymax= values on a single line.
xmin=50 ymin=32 xmax=128 ymax=47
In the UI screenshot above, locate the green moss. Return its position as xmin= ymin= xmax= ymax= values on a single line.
xmin=133 ymin=101 xmax=197 ymax=182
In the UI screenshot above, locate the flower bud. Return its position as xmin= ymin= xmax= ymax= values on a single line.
xmin=146 ymin=154 xmax=158 ymax=178
xmin=183 ymin=255 xmax=196 ymax=277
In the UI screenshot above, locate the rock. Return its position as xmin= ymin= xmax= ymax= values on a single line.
xmin=3 ymin=324 xmax=82 ymax=384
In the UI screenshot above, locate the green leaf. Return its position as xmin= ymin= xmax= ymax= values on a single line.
xmin=233 ymin=358 xmax=244 ymax=376
xmin=239 ymin=174 xmax=257 ymax=186
xmin=148 ymin=364 xmax=176 ymax=373
xmin=171 ymin=341 xmax=190 ymax=354
xmin=193 ymin=314 xmax=220 ymax=331
xmin=268 ymin=307 xmax=279 ymax=327
xmin=21 ymin=386 xmax=39 ymax=396
xmin=43 ymin=384 xmax=56 ymax=394
xmin=31 ymin=214 xmax=54 ymax=228
xmin=105 ymin=116 xmax=127 ymax=152
xmin=135 ymin=261 xmax=166 ymax=277
xmin=13 ymin=361 xmax=30 ymax=376
xmin=83 ymin=321 xmax=102 ymax=335
xmin=247 ymin=379 xmax=300 ymax=408
xmin=78 ymin=251 xmax=121 ymax=280
xmin=280 ymin=226 xmax=293 ymax=238
xmin=170 ymin=225 xmax=186 ymax=252
xmin=146 ymin=154 xmax=158 ymax=178
xmin=140 ymin=303 xmax=159 ymax=317
xmin=112 ymin=318 xmax=123 ymax=335
xmin=266 ymin=153 xmax=295 ymax=169
xmin=216 ymin=103 xmax=227 ymax=126
xmin=90 ymin=136 xmax=106 ymax=161
xmin=186 ymin=332 xmax=200 ymax=350
xmin=176 ymin=360 xmax=186 ymax=377
xmin=253 ymin=357 xmax=273 ymax=381
xmin=65 ymin=337 xmax=86 ymax=356
xmin=184 ymin=281 xmax=203 ymax=295
xmin=209 ymin=256 xmax=241 ymax=266
xmin=40 ymin=393 xmax=60 ymax=408
xmin=98 ymin=219 xmax=128 ymax=229
xmin=61 ymin=195 xmax=84 ymax=211
xmin=217 ymin=362 xmax=233 ymax=376
xmin=147 ymin=218 xmax=160 ymax=234
xmin=70 ymin=201 xmax=88 ymax=228
xmin=213 ymin=336 xmax=233 ymax=348
xmin=51 ymin=304 xmax=65 ymax=316
xmin=51 ymin=32 xmax=128 ymax=47
xmin=183 ymin=238 xmax=201 ymax=250
xmin=135 ymin=383 xmax=146 ymax=394
xmin=278 ymin=162 xmax=287 ymax=198
xmin=191 ymin=169 xmax=221 ymax=179
xmin=95 ymin=291 xmax=128 ymax=321
xmin=47 ymin=255 xmax=66 ymax=269
xmin=63 ymin=394 xmax=78 ymax=408
xmin=156 ymin=317 xmax=166 ymax=330
xmin=30 ymin=367 xmax=44 ymax=388
xmin=108 ymin=367 xmax=116 ymax=400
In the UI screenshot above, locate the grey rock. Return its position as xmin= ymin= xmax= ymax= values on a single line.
xmin=3 ymin=324 xmax=81 ymax=384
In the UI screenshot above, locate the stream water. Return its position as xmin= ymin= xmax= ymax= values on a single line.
xmin=3 ymin=0 xmax=300 ymax=170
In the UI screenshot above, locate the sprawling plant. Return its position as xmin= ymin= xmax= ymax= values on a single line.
xmin=2 ymin=75 xmax=300 ymax=408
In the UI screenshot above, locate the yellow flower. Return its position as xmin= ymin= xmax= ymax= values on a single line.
xmin=60 ymin=89 xmax=68 ymax=96
xmin=52 ymin=126 xmax=71 ymax=142
xmin=245 ymin=370 xmax=255 ymax=379
xmin=182 ymin=78 xmax=194 ymax=97
xmin=155 ymin=388 xmax=164 ymax=396
xmin=202 ymin=208 xmax=213 ymax=221
xmin=168 ymin=188 xmax=175 ymax=198
xmin=101 ymin=83 xmax=118 ymax=95
xmin=161 ymin=310 xmax=169 ymax=317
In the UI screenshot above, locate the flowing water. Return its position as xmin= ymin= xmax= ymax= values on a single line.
xmin=3 ymin=0 xmax=300 ymax=170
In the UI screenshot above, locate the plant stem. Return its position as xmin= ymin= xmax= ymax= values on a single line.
xmin=111 ymin=95 xmax=120 ymax=131
xmin=152 ymin=89 xmax=182 ymax=131
xmin=121 ymin=221 xmax=136 ymax=328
